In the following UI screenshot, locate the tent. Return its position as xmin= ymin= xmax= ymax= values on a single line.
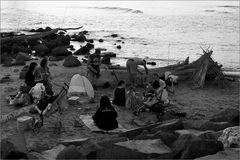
xmin=146 ymin=48 xmax=230 ymax=88
xmin=68 ymin=74 xmax=94 ymax=99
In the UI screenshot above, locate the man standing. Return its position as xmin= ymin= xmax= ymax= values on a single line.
xmin=126 ymin=57 xmax=148 ymax=86
xmin=87 ymin=49 xmax=101 ymax=88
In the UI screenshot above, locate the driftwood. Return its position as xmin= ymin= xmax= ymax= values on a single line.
xmin=1 ymin=26 xmax=83 ymax=44
xmin=109 ymin=48 xmax=228 ymax=88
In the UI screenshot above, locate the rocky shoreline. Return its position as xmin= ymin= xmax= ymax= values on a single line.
xmin=0 ymin=27 xmax=239 ymax=159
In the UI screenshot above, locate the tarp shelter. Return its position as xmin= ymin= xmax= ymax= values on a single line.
xmin=68 ymin=74 xmax=94 ymax=99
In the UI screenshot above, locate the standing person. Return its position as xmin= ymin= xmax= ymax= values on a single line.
xmin=25 ymin=62 xmax=38 ymax=87
xmin=112 ymin=80 xmax=126 ymax=106
xmin=126 ymin=57 xmax=148 ymax=86
xmin=92 ymin=95 xmax=118 ymax=131
xmin=87 ymin=49 xmax=101 ymax=88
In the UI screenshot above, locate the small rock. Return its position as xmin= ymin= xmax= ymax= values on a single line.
xmin=147 ymin=62 xmax=156 ymax=65
xmin=111 ymin=34 xmax=118 ymax=37
xmin=86 ymin=39 xmax=94 ymax=43
xmin=210 ymin=108 xmax=239 ymax=125
xmin=99 ymin=39 xmax=104 ymax=42
xmin=116 ymin=45 xmax=121 ymax=49
xmin=63 ymin=55 xmax=81 ymax=67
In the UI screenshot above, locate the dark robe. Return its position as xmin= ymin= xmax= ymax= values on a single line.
xmin=113 ymin=87 xmax=126 ymax=106
xmin=92 ymin=106 xmax=118 ymax=131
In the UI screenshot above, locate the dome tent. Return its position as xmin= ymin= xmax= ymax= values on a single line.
xmin=68 ymin=74 xmax=94 ymax=99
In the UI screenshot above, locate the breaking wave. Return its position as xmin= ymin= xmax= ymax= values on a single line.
xmin=88 ymin=7 xmax=143 ymax=14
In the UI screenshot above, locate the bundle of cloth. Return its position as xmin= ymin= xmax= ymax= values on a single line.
xmin=7 ymin=83 xmax=53 ymax=108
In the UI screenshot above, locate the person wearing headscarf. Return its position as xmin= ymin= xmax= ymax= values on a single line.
xmin=92 ymin=95 xmax=118 ymax=130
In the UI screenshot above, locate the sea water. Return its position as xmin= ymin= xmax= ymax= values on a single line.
xmin=1 ymin=1 xmax=239 ymax=70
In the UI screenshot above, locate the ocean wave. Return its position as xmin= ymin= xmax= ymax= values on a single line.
xmin=217 ymin=5 xmax=239 ymax=9
xmin=88 ymin=7 xmax=143 ymax=14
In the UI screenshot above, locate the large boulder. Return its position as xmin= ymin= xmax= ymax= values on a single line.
xmin=200 ymin=121 xmax=233 ymax=131
xmin=88 ymin=139 xmax=173 ymax=159
xmin=175 ymin=129 xmax=222 ymax=141
xmin=172 ymin=134 xmax=223 ymax=159
xmin=33 ymin=43 xmax=50 ymax=55
xmin=218 ymin=126 xmax=240 ymax=148
xmin=150 ymin=119 xmax=183 ymax=133
xmin=57 ymin=35 xmax=71 ymax=46
xmin=210 ymin=108 xmax=240 ymax=125
xmin=51 ymin=46 xmax=71 ymax=57
xmin=134 ymin=130 xmax=179 ymax=147
xmin=56 ymin=145 xmax=84 ymax=159
xmin=45 ymin=39 xmax=58 ymax=49
xmin=12 ymin=43 xmax=31 ymax=54
xmin=63 ymin=55 xmax=81 ymax=67
xmin=183 ymin=120 xmax=233 ymax=131
xmin=195 ymin=148 xmax=240 ymax=160
xmin=71 ymin=34 xmax=86 ymax=42
xmin=49 ymin=56 xmax=64 ymax=61
xmin=73 ymin=43 xmax=94 ymax=55
xmin=0 ymin=139 xmax=15 ymax=159
xmin=0 ymin=132 xmax=28 ymax=159
xmin=1 ymin=52 xmax=13 ymax=65
xmin=16 ymin=52 xmax=31 ymax=62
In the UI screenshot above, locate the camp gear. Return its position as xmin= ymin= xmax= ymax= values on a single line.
xmin=68 ymin=74 xmax=94 ymax=99
xmin=32 ymin=83 xmax=69 ymax=133
xmin=29 ymin=83 xmax=46 ymax=103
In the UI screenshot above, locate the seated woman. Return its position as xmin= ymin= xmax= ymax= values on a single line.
xmin=35 ymin=57 xmax=50 ymax=80
xmin=143 ymin=79 xmax=169 ymax=115
xmin=152 ymin=79 xmax=169 ymax=105
xmin=92 ymin=95 xmax=118 ymax=131
xmin=25 ymin=62 xmax=38 ymax=88
xmin=112 ymin=80 xmax=126 ymax=106
xmin=34 ymin=57 xmax=53 ymax=95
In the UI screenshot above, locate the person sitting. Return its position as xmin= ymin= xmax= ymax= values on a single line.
xmin=152 ymin=79 xmax=169 ymax=105
xmin=112 ymin=80 xmax=126 ymax=106
xmin=35 ymin=57 xmax=50 ymax=80
xmin=92 ymin=95 xmax=118 ymax=131
xmin=35 ymin=57 xmax=53 ymax=95
xmin=25 ymin=62 xmax=38 ymax=88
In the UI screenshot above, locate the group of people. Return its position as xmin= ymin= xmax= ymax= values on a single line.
xmin=9 ymin=57 xmax=53 ymax=106
xmin=92 ymin=73 xmax=171 ymax=130
xmin=87 ymin=48 xmax=149 ymax=88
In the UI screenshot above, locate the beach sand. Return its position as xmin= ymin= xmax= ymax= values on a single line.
xmin=0 ymin=59 xmax=239 ymax=153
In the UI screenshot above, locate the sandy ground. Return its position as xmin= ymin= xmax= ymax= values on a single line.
xmin=0 ymin=59 xmax=239 ymax=153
